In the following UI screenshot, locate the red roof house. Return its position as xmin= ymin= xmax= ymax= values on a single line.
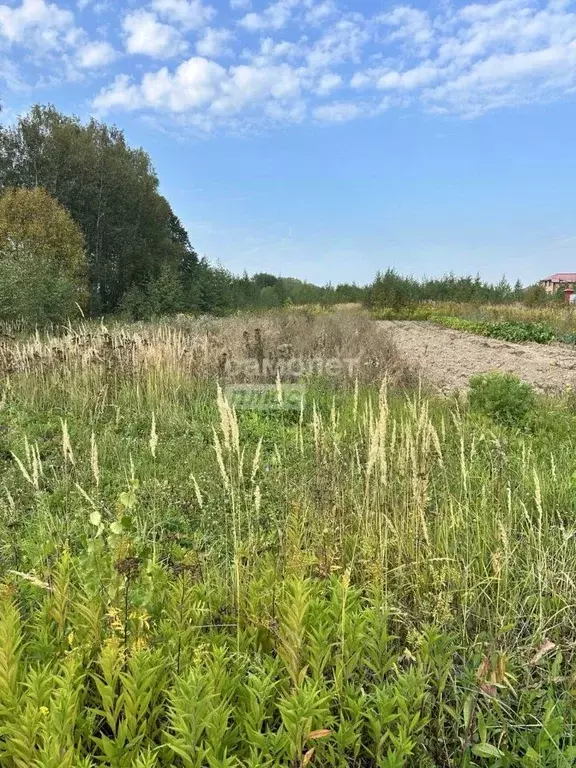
xmin=540 ymin=273 xmax=576 ymax=294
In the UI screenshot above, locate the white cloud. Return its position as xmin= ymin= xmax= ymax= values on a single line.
xmin=265 ymin=99 xmax=306 ymax=121
xmin=196 ymin=27 xmax=232 ymax=56
xmin=93 ymin=74 xmax=144 ymax=110
xmin=0 ymin=0 xmax=74 ymax=49
xmin=142 ymin=57 xmax=226 ymax=110
xmin=5 ymin=0 xmax=576 ymax=131
xmin=212 ymin=62 xmax=302 ymax=112
xmin=315 ymin=71 xmax=342 ymax=93
xmin=91 ymin=1 xmax=111 ymax=13
xmin=0 ymin=57 xmax=25 ymax=90
xmin=239 ymin=0 xmax=300 ymax=30
xmin=351 ymin=0 xmax=576 ymax=117
xmin=238 ymin=11 xmax=262 ymax=29
xmin=350 ymin=71 xmax=371 ymax=88
xmin=123 ymin=10 xmax=187 ymax=58
xmin=305 ymin=0 xmax=337 ymax=24
xmin=76 ymin=40 xmax=116 ymax=68
xmin=313 ymin=101 xmax=361 ymax=121
xmin=93 ymin=56 xmax=304 ymax=122
xmin=306 ymin=18 xmax=370 ymax=69
xmin=151 ymin=0 xmax=216 ymax=30
xmin=436 ymin=3 xmax=576 ymax=66
xmin=377 ymin=63 xmax=440 ymax=90
xmin=250 ymin=37 xmax=301 ymax=64
xmin=378 ymin=5 xmax=433 ymax=50
xmin=425 ymin=42 xmax=576 ymax=114
xmin=459 ymin=0 xmax=530 ymax=22
xmin=76 ymin=0 xmax=111 ymax=10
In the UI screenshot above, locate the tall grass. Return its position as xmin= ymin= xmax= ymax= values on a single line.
xmin=1 ymin=311 xmax=576 ymax=765
xmin=0 ymin=307 xmax=412 ymax=386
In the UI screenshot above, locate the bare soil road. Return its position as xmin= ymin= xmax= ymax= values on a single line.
xmin=379 ymin=320 xmax=576 ymax=393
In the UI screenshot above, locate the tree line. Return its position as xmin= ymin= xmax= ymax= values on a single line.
xmin=0 ymin=105 xmax=365 ymax=322
xmin=368 ymin=269 xmax=524 ymax=311
xmin=0 ymin=104 xmax=547 ymax=324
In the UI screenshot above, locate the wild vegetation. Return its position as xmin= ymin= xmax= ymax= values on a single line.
xmin=2 ymin=102 xmax=575 ymax=764
xmin=2 ymin=307 xmax=576 ymax=766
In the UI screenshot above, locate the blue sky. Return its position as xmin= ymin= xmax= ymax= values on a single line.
xmin=1 ymin=0 xmax=576 ymax=286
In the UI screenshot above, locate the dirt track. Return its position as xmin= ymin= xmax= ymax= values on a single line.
xmin=379 ymin=320 xmax=576 ymax=393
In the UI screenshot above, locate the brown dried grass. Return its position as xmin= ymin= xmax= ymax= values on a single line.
xmin=0 ymin=307 xmax=415 ymax=387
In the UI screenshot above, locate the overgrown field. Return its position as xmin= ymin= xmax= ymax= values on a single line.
xmin=2 ymin=310 xmax=576 ymax=766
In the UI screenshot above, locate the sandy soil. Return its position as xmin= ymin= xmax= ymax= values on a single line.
xmin=379 ymin=320 xmax=576 ymax=393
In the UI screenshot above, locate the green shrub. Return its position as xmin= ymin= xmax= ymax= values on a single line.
xmin=0 ymin=258 xmax=81 ymax=324
xmin=468 ymin=372 xmax=536 ymax=429
xmin=523 ymin=283 xmax=548 ymax=307
xmin=0 ymin=187 xmax=87 ymax=323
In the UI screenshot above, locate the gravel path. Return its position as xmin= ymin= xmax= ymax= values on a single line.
xmin=379 ymin=320 xmax=576 ymax=393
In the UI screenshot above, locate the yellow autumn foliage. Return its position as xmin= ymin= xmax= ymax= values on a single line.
xmin=0 ymin=187 xmax=88 ymax=317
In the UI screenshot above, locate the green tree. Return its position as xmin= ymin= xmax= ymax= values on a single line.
xmin=193 ymin=261 xmax=235 ymax=315
xmin=368 ymin=269 xmax=417 ymax=311
xmin=552 ymin=283 xmax=570 ymax=304
xmin=524 ymin=283 xmax=548 ymax=307
xmin=147 ymin=264 xmax=185 ymax=316
xmin=0 ymin=105 xmax=198 ymax=313
xmin=259 ymin=285 xmax=281 ymax=308
xmin=0 ymin=187 xmax=87 ymax=322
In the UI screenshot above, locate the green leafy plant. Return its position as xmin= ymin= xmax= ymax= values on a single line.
xmin=468 ymin=372 xmax=536 ymax=429
xmin=435 ymin=316 xmax=556 ymax=344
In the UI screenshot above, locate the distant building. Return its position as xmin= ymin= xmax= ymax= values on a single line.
xmin=540 ymin=273 xmax=576 ymax=294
